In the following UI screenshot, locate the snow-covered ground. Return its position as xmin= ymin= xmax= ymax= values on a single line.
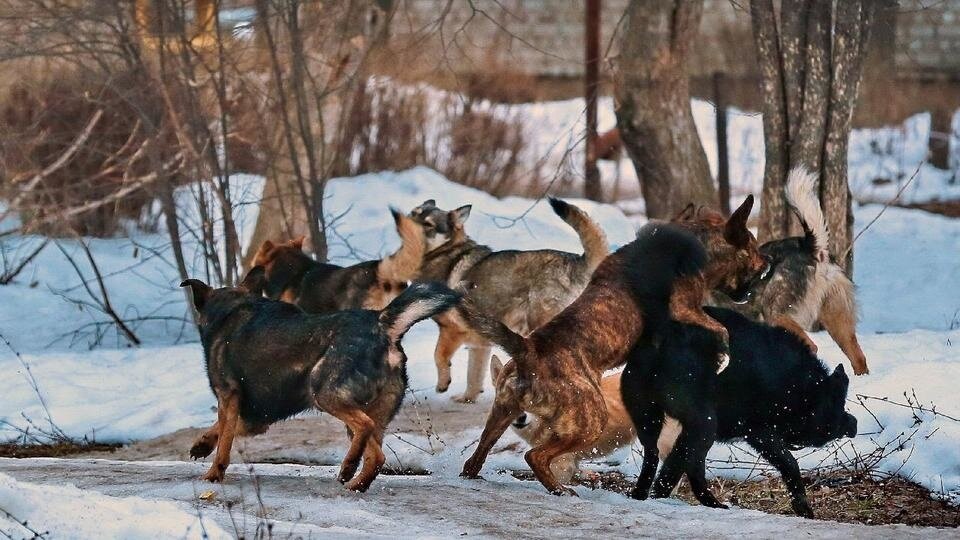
xmin=0 ymin=470 xmax=229 ymax=539
xmin=0 ymin=459 xmax=941 ymax=539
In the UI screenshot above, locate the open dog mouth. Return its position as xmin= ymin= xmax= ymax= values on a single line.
xmin=730 ymin=260 xmax=773 ymax=304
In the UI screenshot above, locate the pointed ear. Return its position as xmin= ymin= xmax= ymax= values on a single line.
xmin=261 ymin=239 xmax=275 ymax=252
xmin=490 ymin=354 xmax=504 ymax=382
xmin=239 ymin=266 xmax=266 ymax=295
xmin=673 ymin=203 xmax=696 ymax=222
xmin=422 ymin=199 xmax=436 ymax=207
xmin=831 ymin=363 xmax=849 ymax=388
xmin=724 ymin=195 xmax=754 ymax=247
xmin=450 ymin=205 xmax=471 ymax=226
xmin=289 ymin=236 xmax=305 ymax=250
xmin=180 ymin=279 xmax=212 ymax=311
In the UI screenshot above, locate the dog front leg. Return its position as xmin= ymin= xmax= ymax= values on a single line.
xmin=202 ymin=391 xmax=240 ymax=483
xmin=670 ymin=276 xmax=730 ymax=373
xmin=454 ymin=344 xmax=490 ymax=403
xmin=748 ymin=434 xmax=813 ymax=518
xmin=461 ymin=399 xmax=521 ymax=478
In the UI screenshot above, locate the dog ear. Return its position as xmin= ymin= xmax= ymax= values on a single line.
xmin=450 ymin=205 xmax=472 ymax=226
xmin=260 ymin=239 xmax=275 ymax=252
xmin=673 ymin=203 xmax=696 ymax=222
xmin=724 ymin=194 xmax=754 ymax=248
xmin=831 ymin=363 xmax=849 ymax=389
xmin=239 ymin=266 xmax=266 ymax=295
xmin=289 ymin=236 xmax=305 ymax=250
xmin=490 ymin=354 xmax=504 ymax=383
xmin=180 ymin=279 xmax=212 ymax=311
xmin=422 ymin=199 xmax=436 ymax=208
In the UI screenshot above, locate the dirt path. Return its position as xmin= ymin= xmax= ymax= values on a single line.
xmin=0 ymin=458 xmax=947 ymax=539
xmin=79 ymin=394 xmax=493 ymax=466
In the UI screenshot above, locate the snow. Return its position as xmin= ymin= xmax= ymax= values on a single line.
xmin=0 ymin=459 xmax=939 ymax=539
xmin=0 ymin=470 xmax=229 ymax=539
xmin=1 ymin=88 xmax=960 ymax=535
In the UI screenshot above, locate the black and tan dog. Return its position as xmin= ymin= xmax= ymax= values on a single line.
xmin=252 ymin=209 xmax=425 ymax=313
xmin=409 ymin=198 xmax=609 ymax=402
xmin=683 ymin=167 xmax=869 ymax=375
xmin=181 ymin=274 xmax=459 ymax=491
xmin=456 ymin=198 xmax=769 ymax=495
xmin=623 ymin=306 xmax=858 ymax=517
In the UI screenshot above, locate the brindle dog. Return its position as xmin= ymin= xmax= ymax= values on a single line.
xmin=456 ymin=198 xmax=769 ymax=495
xmin=409 ymin=198 xmax=608 ymax=402
xmin=252 ymin=209 xmax=424 ymax=313
xmin=182 ymin=276 xmax=459 ymax=491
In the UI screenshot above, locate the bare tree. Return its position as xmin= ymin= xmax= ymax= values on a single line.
xmin=614 ymin=0 xmax=717 ymax=219
xmin=244 ymin=0 xmax=393 ymax=265
xmin=750 ymin=0 xmax=877 ymax=272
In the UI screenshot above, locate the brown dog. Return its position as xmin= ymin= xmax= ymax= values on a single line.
xmin=496 ymin=357 xmax=681 ymax=484
xmin=252 ymin=209 xmax=424 ymax=313
xmin=456 ymin=198 xmax=769 ymax=495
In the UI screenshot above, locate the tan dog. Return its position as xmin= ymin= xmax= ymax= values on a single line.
xmin=495 ymin=357 xmax=681 ymax=484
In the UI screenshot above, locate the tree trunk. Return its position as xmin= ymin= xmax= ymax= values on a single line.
xmin=614 ymin=0 xmax=716 ymax=219
xmin=750 ymin=0 xmax=875 ymax=274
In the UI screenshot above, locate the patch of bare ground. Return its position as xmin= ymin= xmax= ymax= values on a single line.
xmin=511 ymin=470 xmax=960 ymax=528
xmin=0 ymin=441 xmax=121 ymax=458
xmin=900 ymin=201 xmax=960 ymax=219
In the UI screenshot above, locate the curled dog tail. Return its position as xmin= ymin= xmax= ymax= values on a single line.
xmin=379 ymin=282 xmax=460 ymax=343
xmin=785 ymin=167 xmax=829 ymax=262
xmin=548 ymin=197 xmax=609 ymax=273
xmin=377 ymin=208 xmax=426 ymax=283
xmin=455 ymin=297 xmax=527 ymax=366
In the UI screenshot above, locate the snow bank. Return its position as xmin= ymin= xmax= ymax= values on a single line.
xmin=0 ymin=471 xmax=229 ymax=539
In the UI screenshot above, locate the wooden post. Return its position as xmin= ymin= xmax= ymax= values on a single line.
xmin=713 ymin=71 xmax=731 ymax=216
xmin=584 ymin=0 xmax=602 ymax=201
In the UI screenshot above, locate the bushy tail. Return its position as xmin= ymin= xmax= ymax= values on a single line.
xmin=784 ymin=167 xmax=829 ymax=261
xmin=548 ymin=198 xmax=609 ymax=273
xmin=377 ymin=208 xmax=426 ymax=283
xmin=379 ymin=282 xmax=460 ymax=342
xmin=455 ymin=297 xmax=527 ymax=362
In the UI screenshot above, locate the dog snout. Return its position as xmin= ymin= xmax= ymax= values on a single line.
xmin=843 ymin=413 xmax=858 ymax=438
xmin=512 ymin=413 xmax=529 ymax=429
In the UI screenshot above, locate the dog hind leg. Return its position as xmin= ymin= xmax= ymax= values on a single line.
xmin=345 ymin=430 xmax=386 ymax=492
xmin=622 ymin=401 xmax=664 ymax=500
xmin=819 ymin=280 xmax=869 ymax=375
xmin=433 ymin=317 xmax=467 ymax=393
xmin=329 ymin=407 xmax=376 ymax=486
xmin=201 ymin=391 xmax=240 ymax=482
xmin=526 ymin=435 xmax=584 ymax=496
xmin=770 ymin=314 xmax=819 ymax=354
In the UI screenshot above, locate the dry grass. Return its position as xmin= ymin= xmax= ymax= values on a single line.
xmin=514 ymin=469 xmax=960 ymax=528
xmin=0 ymin=441 xmax=120 ymax=459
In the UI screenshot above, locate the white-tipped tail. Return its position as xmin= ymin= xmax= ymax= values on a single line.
xmin=785 ymin=167 xmax=829 ymax=261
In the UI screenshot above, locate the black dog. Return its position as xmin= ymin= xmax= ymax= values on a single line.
xmin=181 ymin=276 xmax=459 ymax=491
xmin=621 ymin=306 xmax=857 ymax=518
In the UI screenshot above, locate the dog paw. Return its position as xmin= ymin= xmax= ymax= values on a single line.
xmin=337 ymin=462 xmax=360 ymax=484
xmin=435 ymin=382 xmax=450 ymax=393
xmin=189 ymin=441 xmax=214 ymax=460
xmin=460 ymin=461 xmax=483 ymax=479
xmin=344 ymin=478 xmax=371 ymax=493
xmin=201 ymin=466 xmax=225 ymax=483
xmin=792 ymin=498 xmax=815 ymax=518
xmin=452 ymin=393 xmax=479 ymax=404
xmin=551 ymin=486 xmax=578 ymax=497
xmin=716 ymin=352 xmax=730 ymax=374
